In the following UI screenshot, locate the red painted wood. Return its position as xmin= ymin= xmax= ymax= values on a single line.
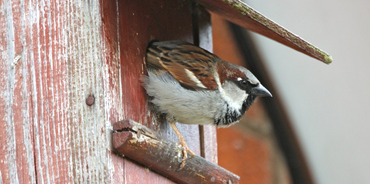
xmin=0 ymin=1 xmax=12 ymax=183
xmin=100 ymin=0 xmax=126 ymax=183
xmin=0 ymin=0 xmax=115 ymax=183
xmin=116 ymin=0 xmax=201 ymax=182
xmin=0 ymin=0 xmax=217 ymax=183
xmin=1 ymin=0 xmax=37 ymax=183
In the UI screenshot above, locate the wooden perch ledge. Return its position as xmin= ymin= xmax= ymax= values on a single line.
xmin=113 ymin=120 xmax=240 ymax=184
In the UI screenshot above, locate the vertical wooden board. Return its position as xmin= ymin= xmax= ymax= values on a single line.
xmin=117 ymin=0 xmax=201 ymax=182
xmin=33 ymin=0 xmax=54 ymax=182
xmin=30 ymin=0 xmax=48 ymax=182
xmin=100 ymin=0 xmax=125 ymax=183
xmin=50 ymin=1 xmax=71 ymax=182
xmin=5 ymin=0 xmax=74 ymax=183
xmin=0 ymin=0 xmax=118 ymax=183
xmin=0 ymin=1 xmax=13 ymax=183
xmin=11 ymin=0 xmax=36 ymax=183
xmin=195 ymin=5 xmax=218 ymax=164
xmin=49 ymin=1 xmax=72 ymax=182
xmin=0 ymin=0 xmax=38 ymax=183
xmin=26 ymin=0 xmax=74 ymax=182
xmin=65 ymin=0 xmax=115 ymax=183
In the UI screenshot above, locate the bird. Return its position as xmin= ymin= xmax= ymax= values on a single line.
xmin=144 ymin=40 xmax=272 ymax=168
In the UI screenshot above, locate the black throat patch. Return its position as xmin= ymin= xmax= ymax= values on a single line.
xmin=214 ymin=95 xmax=257 ymax=126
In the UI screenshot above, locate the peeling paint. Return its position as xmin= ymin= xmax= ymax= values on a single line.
xmin=4 ymin=0 xmax=20 ymax=183
xmin=0 ymin=0 xmax=117 ymax=183
xmin=11 ymin=54 xmax=21 ymax=68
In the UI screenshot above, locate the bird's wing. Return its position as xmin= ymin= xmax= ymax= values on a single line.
xmin=146 ymin=41 xmax=219 ymax=90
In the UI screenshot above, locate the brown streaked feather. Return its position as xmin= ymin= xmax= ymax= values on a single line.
xmin=146 ymin=41 xmax=219 ymax=90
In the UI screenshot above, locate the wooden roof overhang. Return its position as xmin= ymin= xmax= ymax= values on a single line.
xmin=196 ymin=0 xmax=332 ymax=64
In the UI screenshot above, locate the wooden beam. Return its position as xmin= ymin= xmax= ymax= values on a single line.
xmin=196 ymin=0 xmax=332 ymax=64
xmin=113 ymin=120 xmax=240 ymax=184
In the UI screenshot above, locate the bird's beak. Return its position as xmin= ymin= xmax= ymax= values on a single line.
xmin=250 ymin=84 xmax=272 ymax=97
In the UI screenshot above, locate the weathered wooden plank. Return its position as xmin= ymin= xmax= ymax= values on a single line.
xmin=12 ymin=0 xmax=37 ymax=183
xmin=1 ymin=0 xmax=217 ymax=183
xmin=100 ymin=0 xmax=125 ymax=182
xmin=65 ymin=0 xmax=115 ymax=183
xmin=51 ymin=1 xmax=71 ymax=182
xmin=0 ymin=0 xmax=38 ymax=183
xmin=27 ymin=0 xmax=74 ymax=182
xmin=34 ymin=0 xmax=59 ymax=182
xmin=1 ymin=0 xmax=122 ymax=183
xmin=0 ymin=1 xmax=17 ymax=183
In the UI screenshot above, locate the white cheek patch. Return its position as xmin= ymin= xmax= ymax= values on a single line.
xmin=224 ymin=84 xmax=248 ymax=110
xmin=184 ymin=69 xmax=207 ymax=88
xmin=214 ymin=72 xmax=246 ymax=110
xmin=218 ymin=80 xmax=248 ymax=111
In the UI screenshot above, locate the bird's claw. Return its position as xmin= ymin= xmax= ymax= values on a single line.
xmin=178 ymin=142 xmax=195 ymax=169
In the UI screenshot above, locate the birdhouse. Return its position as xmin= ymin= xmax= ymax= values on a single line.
xmin=0 ymin=0 xmax=330 ymax=183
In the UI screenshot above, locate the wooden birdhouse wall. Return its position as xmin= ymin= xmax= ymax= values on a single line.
xmin=0 ymin=0 xmax=216 ymax=183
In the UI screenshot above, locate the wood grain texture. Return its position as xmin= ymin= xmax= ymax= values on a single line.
xmin=0 ymin=0 xmax=116 ymax=183
xmin=0 ymin=0 xmax=217 ymax=183
xmin=100 ymin=0 xmax=126 ymax=183
xmin=67 ymin=0 xmax=114 ymax=183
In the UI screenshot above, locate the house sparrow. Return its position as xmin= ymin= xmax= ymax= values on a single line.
xmin=144 ymin=40 xmax=271 ymax=168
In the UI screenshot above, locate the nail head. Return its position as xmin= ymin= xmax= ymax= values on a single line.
xmin=86 ymin=95 xmax=95 ymax=106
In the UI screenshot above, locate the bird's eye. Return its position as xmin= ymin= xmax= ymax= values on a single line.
xmin=238 ymin=78 xmax=259 ymax=88
xmin=236 ymin=78 xmax=258 ymax=90
xmin=240 ymin=79 xmax=248 ymax=86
